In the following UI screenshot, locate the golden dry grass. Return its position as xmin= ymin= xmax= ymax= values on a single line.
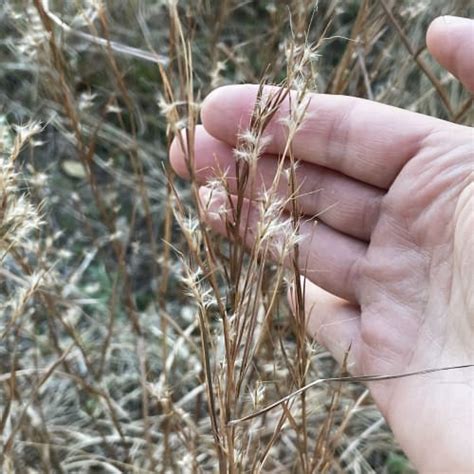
xmin=0 ymin=1 xmax=472 ymax=472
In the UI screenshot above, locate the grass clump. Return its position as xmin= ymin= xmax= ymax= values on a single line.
xmin=0 ymin=1 xmax=471 ymax=472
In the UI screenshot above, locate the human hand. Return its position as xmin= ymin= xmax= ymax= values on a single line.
xmin=170 ymin=16 xmax=474 ymax=472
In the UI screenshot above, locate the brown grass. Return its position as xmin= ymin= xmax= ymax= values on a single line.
xmin=0 ymin=1 xmax=471 ymax=472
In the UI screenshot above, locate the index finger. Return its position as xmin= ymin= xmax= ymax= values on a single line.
xmin=201 ymin=84 xmax=448 ymax=189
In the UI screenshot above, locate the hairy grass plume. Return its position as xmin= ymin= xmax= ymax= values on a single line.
xmin=0 ymin=0 xmax=472 ymax=472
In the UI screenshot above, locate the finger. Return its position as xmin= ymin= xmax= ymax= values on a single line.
xmin=170 ymin=126 xmax=232 ymax=177
xmin=200 ymin=186 xmax=367 ymax=303
xmin=427 ymin=16 xmax=474 ymax=93
xmin=171 ymin=126 xmax=384 ymax=241
xmin=289 ymin=277 xmax=361 ymax=371
xmin=200 ymin=84 xmax=443 ymax=188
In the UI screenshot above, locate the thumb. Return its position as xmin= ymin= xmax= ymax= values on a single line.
xmin=427 ymin=16 xmax=474 ymax=92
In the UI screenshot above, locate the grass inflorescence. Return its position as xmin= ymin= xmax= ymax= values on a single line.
xmin=0 ymin=1 xmax=471 ymax=472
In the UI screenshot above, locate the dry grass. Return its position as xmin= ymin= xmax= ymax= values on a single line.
xmin=0 ymin=1 xmax=472 ymax=472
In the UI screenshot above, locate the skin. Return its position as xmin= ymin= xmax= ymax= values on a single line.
xmin=170 ymin=16 xmax=474 ymax=472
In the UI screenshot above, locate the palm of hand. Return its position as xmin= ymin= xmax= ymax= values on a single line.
xmin=171 ymin=17 xmax=474 ymax=469
xmin=358 ymin=125 xmax=473 ymax=377
xmin=355 ymin=127 xmax=473 ymax=470
xmin=172 ymin=88 xmax=473 ymax=470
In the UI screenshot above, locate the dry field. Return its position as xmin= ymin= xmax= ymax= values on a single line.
xmin=0 ymin=1 xmax=472 ymax=472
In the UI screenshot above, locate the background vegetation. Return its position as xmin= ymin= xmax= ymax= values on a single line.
xmin=0 ymin=0 xmax=472 ymax=472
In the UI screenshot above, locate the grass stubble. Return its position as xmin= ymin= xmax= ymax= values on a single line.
xmin=0 ymin=0 xmax=472 ymax=472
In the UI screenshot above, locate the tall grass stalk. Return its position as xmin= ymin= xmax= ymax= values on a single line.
xmin=0 ymin=1 xmax=471 ymax=471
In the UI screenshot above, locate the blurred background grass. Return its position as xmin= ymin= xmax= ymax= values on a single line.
xmin=0 ymin=1 xmax=472 ymax=472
